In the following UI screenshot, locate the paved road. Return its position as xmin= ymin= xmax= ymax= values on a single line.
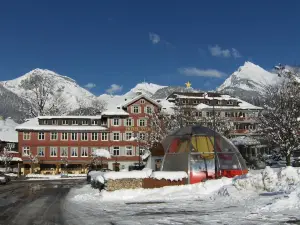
xmin=0 ymin=179 xmax=86 ymax=225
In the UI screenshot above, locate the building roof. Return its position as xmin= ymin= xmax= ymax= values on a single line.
xmin=16 ymin=118 xmax=108 ymax=131
xmin=166 ymin=91 xmax=222 ymax=99
xmin=101 ymin=109 xmax=129 ymax=117
xmin=121 ymin=94 xmax=162 ymax=108
xmin=195 ymin=100 xmax=262 ymax=110
xmin=38 ymin=115 xmax=102 ymax=119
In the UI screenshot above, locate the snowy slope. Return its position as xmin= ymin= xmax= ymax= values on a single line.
xmin=99 ymin=82 xmax=166 ymax=110
xmin=0 ymin=118 xmax=19 ymax=142
xmin=1 ymin=68 xmax=97 ymax=111
xmin=218 ymin=61 xmax=281 ymax=92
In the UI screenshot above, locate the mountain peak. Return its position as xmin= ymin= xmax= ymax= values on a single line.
xmin=218 ymin=61 xmax=279 ymax=92
xmin=124 ymin=82 xmax=166 ymax=97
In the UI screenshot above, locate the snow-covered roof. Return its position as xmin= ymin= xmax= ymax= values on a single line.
xmin=0 ymin=156 xmax=22 ymax=162
xmin=195 ymin=99 xmax=262 ymax=110
xmin=121 ymin=94 xmax=161 ymax=108
xmin=101 ymin=109 xmax=129 ymax=116
xmin=91 ymin=148 xmax=111 ymax=159
xmin=0 ymin=118 xmax=19 ymax=143
xmin=16 ymin=118 xmax=108 ymax=131
xmin=230 ymin=136 xmax=260 ymax=146
xmin=38 ymin=115 xmax=102 ymax=119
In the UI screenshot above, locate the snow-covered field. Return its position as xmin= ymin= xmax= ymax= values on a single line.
xmin=65 ymin=167 xmax=300 ymax=225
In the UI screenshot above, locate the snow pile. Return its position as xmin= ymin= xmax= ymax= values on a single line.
xmin=91 ymin=149 xmax=111 ymax=159
xmin=98 ymin=177 xmax=232 ymax=202
xmin=150 ymin=171 xmax=188 ymax=181
xmin=233 ymin=166 xmax=300 ymax=192
xmin=103 ymin=169 xmax=153 ymax=180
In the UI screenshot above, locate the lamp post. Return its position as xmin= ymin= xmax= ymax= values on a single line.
xmin=212 ymin=93 xmax=218 ymax=179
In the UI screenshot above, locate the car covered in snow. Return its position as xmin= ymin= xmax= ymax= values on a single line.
xmin=0 ymin=172 xmax=11 ymax=184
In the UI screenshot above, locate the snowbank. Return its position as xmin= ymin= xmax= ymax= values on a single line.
xmin=103 ymin=169 xmax=153 ymax=180
xmin=98 ymin=177 xmax=232 ymax=202
xmin=233 ymin=166 xmax=300 ymax=192
xmin=150 ymin=171 xmax=188 ymax=181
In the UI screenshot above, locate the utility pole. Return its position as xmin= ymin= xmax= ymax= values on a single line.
xmin=212 ymin=93 xmax=218 ymax=179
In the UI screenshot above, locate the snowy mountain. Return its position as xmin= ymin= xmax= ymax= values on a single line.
xmin=0 ymin=118 xmax=19 ymax=142
xmin=218 ymin=61 xmax=280 ymax=93
xmin=1 ymin=69 xmax=97 ymax=113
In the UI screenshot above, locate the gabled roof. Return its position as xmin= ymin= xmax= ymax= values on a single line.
xmin=121 ymin=94 xmax=161 ymax=108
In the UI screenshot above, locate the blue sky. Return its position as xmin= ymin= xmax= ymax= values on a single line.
xmin=0 ymin=0 xmax=300 ymax=95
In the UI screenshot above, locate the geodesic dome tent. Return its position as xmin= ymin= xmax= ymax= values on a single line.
xmin=161 ymin=125 xmax=248 ymax=184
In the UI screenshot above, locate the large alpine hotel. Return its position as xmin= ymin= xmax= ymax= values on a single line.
xmin=15 ymin=91 xmax=263 ymax=175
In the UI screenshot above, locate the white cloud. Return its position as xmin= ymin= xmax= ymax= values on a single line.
xmin=232 ymin=48 xmax=242 ymax=58
xmin=178 ymin=67 xmax=225 ymax=78
xmin=84 ymin=83 xmax=96 ymax=89
xmin=209 ymin=45 xmax=231 ymax=58
xmin=149 ymin=32 xmax=160 ymax=44
xmin=208 ymin=45 xmax=242 ymax=58
xmin=106 ymin=84 xmax=123 ymax=94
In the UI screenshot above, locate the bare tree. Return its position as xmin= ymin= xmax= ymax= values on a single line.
xmin=28 ymin=153 xmax=39 ymax=174
xmin=69 ymin=98 xmax=107 ymax=116
xmin=0 ymin=144 xmax=13 ymax=172
xmin=258 ymin=64 xmax=300 ymax=166
xmin=19 ymin=73 xmax=67 ymax=116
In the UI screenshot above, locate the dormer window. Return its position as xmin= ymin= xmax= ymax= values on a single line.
xmin=82 ymin=120 xmax=88 ymax=125
xmin=92 ymin=120 xmax=98 ymax=125
xmin=140 ymin=99 xmax=145 ymax=104
xmin=182 ymin=100 xmax=188 ymax=104
xmin=72 ymin=120 xmax=78 ymax=125
xmin=42 ymin=120 xmax=48 ymax=125
xmin=227 ymin=101 xmax=233 ymax=105
xmin=133 ymin=106 xmax=139 ymax=114
xmin=52 ymin=120 xmax=58 ymax=125
xmin=62 ymin=120 xmax=68 ymax=125
xmin=217 ymin=101 xmax=221 ymax=105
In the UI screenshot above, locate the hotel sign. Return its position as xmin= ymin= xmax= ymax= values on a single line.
xmin=125 ymin=127 xmax=151 ymax=132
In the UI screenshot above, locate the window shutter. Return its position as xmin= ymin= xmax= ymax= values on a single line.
xmin=124 ymin=119 xmax=127 ymax=126
xmin=137 ymin=119 xmax=140 ymax=127
xmin=119 ymin=133 xmax=122 ymax=141
xmin=123 ymin=133 xmax=126 ymax=141
xmin=110 ymin=133 xmax=114 ymax=141
xmin=145 ymin=118 xmax=147 ymax=126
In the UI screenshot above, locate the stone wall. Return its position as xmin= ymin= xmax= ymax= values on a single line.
xmin=106 ymin=178 xmax=143 ymax=191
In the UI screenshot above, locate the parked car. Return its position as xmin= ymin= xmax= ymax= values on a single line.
xmin=0 ymin=172 xmax=11 ymax=184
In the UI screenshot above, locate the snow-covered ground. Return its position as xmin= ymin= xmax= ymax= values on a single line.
xmin=65 ymin=167 xmax=300 ymax=225
xmin=26 ymin=174 xmax=86 ymax=180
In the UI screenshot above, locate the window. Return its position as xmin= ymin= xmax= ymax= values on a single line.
xmin=81 ymin=133 xmax=88 ymax=141
xmin=22 ymin=146 xmax=30 ymax=156
xmin=37 ymin=147 xmax=45 ymax=157
xmin=139 ymin=147 xmax=146 ymax=155
xmin=23 ymin=132 xmax=31 ymax=140
xmin=71 ymin=147 xmax=78 ymax=157
xmin=62 ymin=120 xmax=68 ymax=125
xmin=71 ymin=133 xmax=78 ymax=141
xmin=227 ymin=101 xmax=233 ymax=105
xmin=82 ymin=120 xmax=88 ymax=125
xmin=146 ymin=106 xmax=152 ymax=114
xmin=60 ymin=147 xmax=68 ymax=157
xmin=139 ymin=119 xmax=146 ymax=127
xmin=125 ymin=132 xmax=133 ymax=141
xmin=113 ymin=132 xmax=120 ymax=141
xmin=42 ymin=120 xmax=48 ymax=125
xmin=38 ymin=132 xmax=45 ymax=140
xmin=113 ymin=118 xmax=119 ymax=126
xmin=72 ymin=120 xmax=78 ymax=125
xmin=91 ymin=133 xmax=98 ymax=141
xmin=133 ymin=106 xmax=139 ymax=113
xmin=61 ymin=133 xmax=68 ymax=141
xmin=140 ymin=99 xmax=145 ymax=104
xmin=195 ymin=111 xmax=202 ymax=117
xmin=7 ymin=143 xmax=15 ymax=149
xmin=125 ymin=118 xmax=133 ymax=126
xmin=139 ymin=133 xmax=146 ymax=140
xmin=113 ymin=147 xmax=120 ymax=156
xmin=182 ymin=100 xmax=188 ymax=104
xmin=50 ymin=132 xmax=58 ymax=140
xmin=101 ymin=133 xmax=108 ymax=141
xmin=125 ymin=146 xmax=133 ymax=155
xmin=92 ymin=120 xmax=98 ymax=125
xmin=50 ymin=147 xmax=58 ymax=157
xmin=52 ymin=120 xmax=58 ymax=125
xmin=81 ymin=147 xmax=88 ymax=157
